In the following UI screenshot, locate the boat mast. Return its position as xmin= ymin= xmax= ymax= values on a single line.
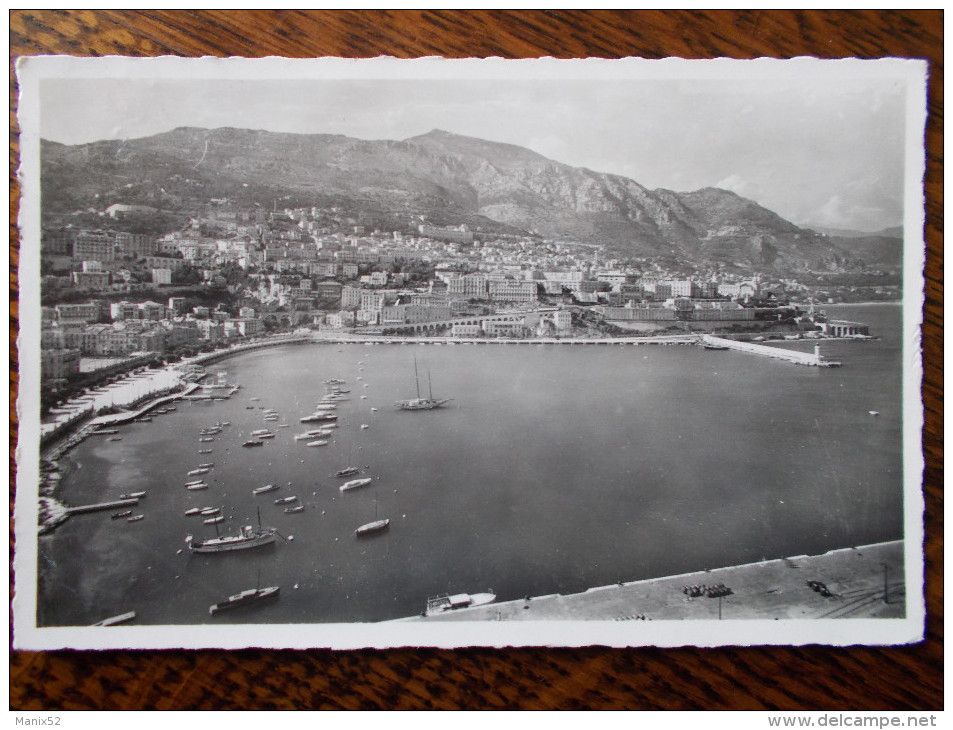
xmin=414 ymin=354 xmax=421 ymax=399
xmin=428 ymin=368 xmax=433 ymax=400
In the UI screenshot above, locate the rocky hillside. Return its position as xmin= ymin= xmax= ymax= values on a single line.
xmin=40 ymin=127 xmax=901 ymax=274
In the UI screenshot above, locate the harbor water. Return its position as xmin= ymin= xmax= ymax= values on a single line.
xmin=36 ymin=304 xmax=905 ymax=625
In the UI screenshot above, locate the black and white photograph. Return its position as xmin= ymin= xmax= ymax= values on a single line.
xmin=14 ymin=55 xmax=926 ymax=650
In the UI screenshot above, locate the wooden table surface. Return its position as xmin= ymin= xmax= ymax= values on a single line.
xmin=9 ymin=10 xmax=943 ymax=711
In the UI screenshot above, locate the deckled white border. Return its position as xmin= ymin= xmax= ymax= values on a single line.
xmin=13 ymin=55 xmax=928 ymax=650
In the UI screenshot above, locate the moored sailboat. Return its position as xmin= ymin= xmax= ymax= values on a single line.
xmin=355 ymin=498 xmax=390 ymax=536
xmin=395 ymin=354 xmax=450 ymax=410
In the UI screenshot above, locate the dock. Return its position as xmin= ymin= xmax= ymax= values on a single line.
xmin=702 ymin=335 xmax=841 ymax=367
xmin=401 ymin=541 xmax=903 ymax=622
xmin=66 ymin=498 xmax=140 ymax=515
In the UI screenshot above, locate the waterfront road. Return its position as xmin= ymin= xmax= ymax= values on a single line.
xmin=404 ymin=541 xmax=905 ymax=622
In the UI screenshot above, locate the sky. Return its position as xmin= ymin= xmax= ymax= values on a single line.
xmin=37 ymin=67 xmax=913 ymax=233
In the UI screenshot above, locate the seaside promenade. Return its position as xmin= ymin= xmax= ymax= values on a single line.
xmin=403 ymin=541 xmax=905 ymax=622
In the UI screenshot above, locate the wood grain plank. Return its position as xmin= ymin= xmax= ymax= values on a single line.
xmin=10 ymin=9 xmax=942 ymax=711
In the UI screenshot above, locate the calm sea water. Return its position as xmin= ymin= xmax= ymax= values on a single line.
xmin=37 ymin=304 xmax=905 ymax=625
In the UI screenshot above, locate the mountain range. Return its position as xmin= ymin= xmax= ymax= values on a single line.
xmin=39 ymin=127 xmax=902 ymax=275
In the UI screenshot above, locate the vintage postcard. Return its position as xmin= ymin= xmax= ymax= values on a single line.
xmin=13 ymin=55 xmax=926 ymax=650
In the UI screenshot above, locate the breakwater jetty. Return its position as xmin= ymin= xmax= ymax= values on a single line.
xmin=400 ymin=541 xmax=903 ymax=622
xmin=38 ymin=495 xmax=141 ymax=532
xmin=702 ymin=335 xmax=841 ymax=367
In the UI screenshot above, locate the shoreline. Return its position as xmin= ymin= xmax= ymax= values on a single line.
xmin=397 ymin=540 xmax=905 ymax=622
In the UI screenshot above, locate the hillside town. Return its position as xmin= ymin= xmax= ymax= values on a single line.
xmin=38 ymin=199 xmax=884 ymax=402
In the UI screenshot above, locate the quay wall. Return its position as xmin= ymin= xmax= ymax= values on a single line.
xmin=702 ymin=335 xmax=838 ymax=366
xmin=397 ymin=540 xmax=905 ymax=622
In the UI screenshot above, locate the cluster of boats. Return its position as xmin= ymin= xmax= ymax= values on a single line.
xmin=93 ymin=356 xmax=471 ymax=621
xmin=111 ymin=490 xmax=146 ymax=522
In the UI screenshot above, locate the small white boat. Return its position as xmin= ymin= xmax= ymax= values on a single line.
xmin=340 ymin=478 xmax=372 ymax=492
xmin=250 ymin=429 xmax=272 ymax=436
xmin=184 ymin=508 xmax=202 ymax=516
xmin=186 ymin=482 xmax=209 ymax=491
xmin=127 ymin=515 xmax=145 ymax=523
xmin=198 ymin=449 xmax=213 ymax=454
xmin=200 ymin=507 xmax=222 ymax=516
xmin=360 ymin=424 xmax=369 ymax=430
xmin=284 ymin=505 xmax=305 ymax=514
xmin=93 ymin=611 xmax=136 ymax=627
xmin=198 ymin=463 xmax=214 ymax=469
xmin=204 ymin=515 xmax=225 ymax=525
xmin=307 ymin=440 xmax=328 ymax=447
xmin=256 ymin=432 xmax=276 ymax=439
xmin=253 ymin=484 xmax=279 ymax=495
xmin=119 ymin=491 xmax=146 ymax=500
xmin=188 ymin=467 xmax=210 ymax=476
xmin=199 ymin=437 xmax=214 ymax=443
xmin=274 ymin=496 xmax=297 ymax=505
xmin=869 ymin=411 xmax=880 ymax=416
xmin=209 ymin=586 xmax=279 ymax=615
xmin=355 ymin=519 xmax=389 ymax=536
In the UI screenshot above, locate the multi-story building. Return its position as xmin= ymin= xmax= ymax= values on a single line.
xmin=482 ymin=319 xmax=527 ymax=337
xmin=381 ymin=304 xmax=452 ymax=324
xmin=152 ymin=268 xmax=172 ymax=285
xmin=341 ymin=285 xmax=363 ymax=310
xmin=41 ymin=348 xmax=81 ymax=383
xmin=667 ymin=279 xmax=697 ymax=298
xmin=326 ymin=310 xmax=356 ymax=329
xmin=138 ymin=328 xmax=167 ymax=352
xmin=143 ymin=255 xmax=186 ymax=271
xmin=488 ymin=279 xmax=538 ymax=303
xmin=447 ymin=273 xmax=488 ymax=299
xmin=360 ymin=290 xmax=388 ymax=313
xmin=164 ymin=322 xmax=199 ymax=347
xmin=71 ymin=270 xmax=111 ymax=289
xmin=314 ymin=281 xmax=342 ymax=300
xmin=42 ymin=229 xmax=74 ymax=256
xmin=109 ymin=301 xmax=140 ymax=321
xmin=552 ymin=310 xmax=572 ymax=331
xmin=55 ymin=302 xmax=101 ymax=325
xmin=194 ymin=319 xmax=226 ymax=341
xmin=718 ymin=281 xmax=758 ymax=300
xmin=139 ymin=301 xmax=166 ymax=321
xmin=114 ymin=232 xmax=157 ymax=257
xmin=418 ymin=224 xmax=474 ymax=244
xmin=451 ymin=323 xmax=482 ymax=337
xmin=73 ymin=232 xmax=115 ymax=262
